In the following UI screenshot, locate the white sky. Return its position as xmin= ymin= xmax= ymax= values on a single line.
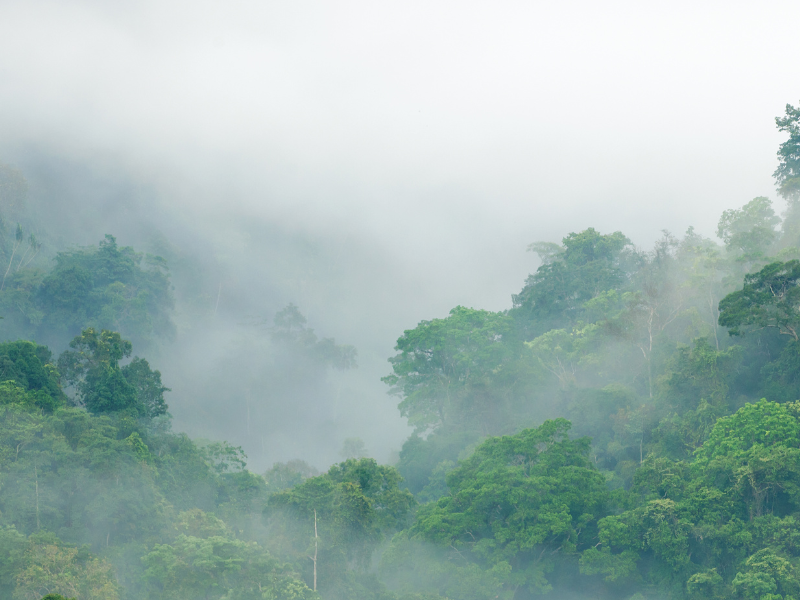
xmin=2 ymin=0 xmax=800 ymax=312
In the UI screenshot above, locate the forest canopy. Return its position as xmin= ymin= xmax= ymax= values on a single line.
xmin=2 ymin=103 xmax=800 ymax=600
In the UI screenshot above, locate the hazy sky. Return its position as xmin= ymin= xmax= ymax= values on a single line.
xmin=2 ymin=0 xmax=800 ymax=466
xmin=3 ymin=0 xmax=800 ymax=310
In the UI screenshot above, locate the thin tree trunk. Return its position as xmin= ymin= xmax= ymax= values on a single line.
xmin=313 ymin=509 xmax=318 ymax=592
xmin=19 ymin=242 xmax=40 ymax=270
xmin=35 ymin=465 xmax=40 ymax=530
xmin=15 ymin=243 xmax=30 ymax=272
xmin=648 ymin=310 xmax=654 ymax=398
xmin=1 ymin=234 xmax=22 ymax=291
xmin=709 ymin=293 xmax=720 ymax=350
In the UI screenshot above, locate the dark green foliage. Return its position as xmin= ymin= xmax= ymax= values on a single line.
xmin=0 ymin=340 xmax=64 ymax=411
xmin=564 ymin=383 xmax=644 ymax=473
xmin=80 ymin=365 xmax=138 ymax=415
xmin=120 ymin=357 xmax=169 ymax=418
xmin=141 ymin=509 xmax=314 ymax=600
xmin=58 ymin=328 xmax=167 ymax=418
xmin=762 ymin=342 xmax=800 ymax=403
xmin=385 ymin=420 xmax=608 ymax=598
xmin=0 ymin=373 xmax=312 ymax=599
xmin=373 ymin=103 xmax=800 ymax=598
xmin=719 ymin=260 xmax=800 ymax=339
xmin=582 ymin=400 xmax=800 ymax=598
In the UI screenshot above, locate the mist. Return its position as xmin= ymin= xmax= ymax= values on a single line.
xmin=1 ymin=1 xmax=800 ymax=599
xmin=2 ymin=0 xmax=799 ymax=466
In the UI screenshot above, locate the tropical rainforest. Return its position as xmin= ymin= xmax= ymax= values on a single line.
xmin=0 ymin=104 xmax=799 ymax=600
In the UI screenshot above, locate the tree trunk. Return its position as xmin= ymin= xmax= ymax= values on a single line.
xmin=34 ymin=465 xmax=40 ymax=530
xmin=313 ymin=509 xmax=318 ymax=592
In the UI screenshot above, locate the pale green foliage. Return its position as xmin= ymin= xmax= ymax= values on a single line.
xmin=383 ymin=306 xmax=525 ymax=434
xmin=525 ymin=324 xmax=601 ymax=387
xmin=13 ymin=538 xmax=119 ymax=600
xmin=775 ymin=102 xmax=800 ymax=203
xmin=717 ymin=197 xmax=781 ymax=257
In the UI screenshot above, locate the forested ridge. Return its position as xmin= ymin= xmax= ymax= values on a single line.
xmin=1 ymin=105 xmax=800 ymax=600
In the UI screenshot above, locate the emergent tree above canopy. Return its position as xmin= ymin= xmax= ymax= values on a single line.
xmin=718 ymin=260 xmax=800 ymax=340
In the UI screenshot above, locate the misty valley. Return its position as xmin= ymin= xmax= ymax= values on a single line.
xmin=0 ymin=103 xmax=800 ymax=600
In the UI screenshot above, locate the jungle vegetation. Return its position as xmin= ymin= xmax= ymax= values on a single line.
xmin=1 ymin=104 xmax=800 ymax=599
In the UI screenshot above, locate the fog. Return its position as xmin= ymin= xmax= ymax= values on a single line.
xmin=4 ymin=2 xmax=800 ymax=599
xmin=1 ymin=0 xmax=799 ymax=471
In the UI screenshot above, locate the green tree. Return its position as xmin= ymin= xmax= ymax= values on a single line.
xmin=597 ymin=233 xmax=686 ymax=398
xmin=717 ymin=197 xmax=781 ymax=259
xmin=0 ymin=341 xmax=64 ymax=411
xmin=57 ymin=328 xmax=136 ymax=415
xmin=526 ymin=323 xmax=602 ymax=388
xmin=35 ymin=235 xmax=174 ymax=350
xmin=513 ymin=228 xmax=635 ymax=335
xmin=57 ymin=328 xmax=167 ymax=418
xmin=0 ymin=526 xmax=26 ymax=598
xmin=12 ymin=534 xmax=119 ymax=600
xmin=142 ymin=513 xmax=316 ymax=600
xmin=383 ymin=307 xmax=524 ymax=435
xmin=718 ymin=261 xmax=800 ymax=340
xmin=775 ymin=102 xmax=800 ymax=250
xmin=395 ymin=430 xmax=479 ymax=497
xmin=694 ymin=400 xmax=800 ymax=520
xmin=266 ymin=458 xmax=414 ymax=593
xmin=403 ymin=419 xmax=609 ymax=597
xmin=674 ymin=227 xmax=738 ymax=349
xmin=658 ymin=337 xmax=741 ymax=412
xmin=583 ymin=400 xmax=800 ymax=598
xmin=774 ymin=102 xmax=800 ymax=204
xmin=120 ymin=357 xmax=169 ymax=419
xmin=732 ymin=549 xmax=800 ymax=600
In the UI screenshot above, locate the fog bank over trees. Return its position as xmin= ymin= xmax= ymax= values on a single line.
xmin=2 ymin=1 xmax=800 ymax=598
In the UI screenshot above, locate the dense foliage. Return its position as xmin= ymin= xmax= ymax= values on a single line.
xmin=0 ymin=233 xmax=173 ymax=353
xmin=2 ymin=103 xmax=800 ymax=600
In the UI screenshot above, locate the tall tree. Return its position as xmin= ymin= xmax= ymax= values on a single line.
xmin=775 ymin=102 xmax=800 ymax=204
xmin=718 ymin=260 xmax=800 ymax=340
xmin=392 ymin=419 xmax=608 ymax=598
xmin=383 ymin=306 xmax=524 ymax=435
xmin=717 ymin=197 xmax=781 ymax=259
xmin=35 ymin=235 xmax=174 ymax=350
xmin=266 ymin=458 xmax=414 ymax=595
xmin=57 ymin=328 xmax=167 ymax=418
xmin=513 ymin=228 xmax=635 ymax=336
xmin=775 ymin=102 xmax=800 ymax=249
